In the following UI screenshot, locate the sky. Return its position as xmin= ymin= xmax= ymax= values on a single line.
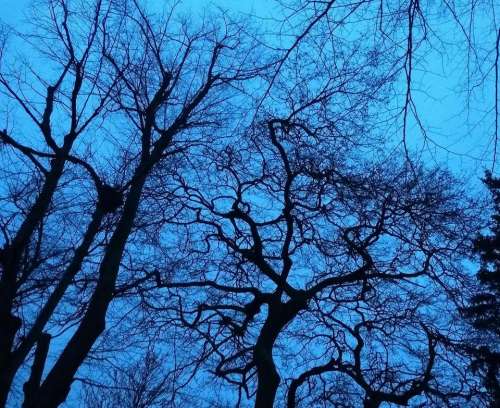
xmin=1 ymin=0 xmax=498 ymax=183
xmin=0 ymin=0 xmax=270 ymax=22
xmin=0 ymin=1 xmax=497 ymax=406
xmin=1 ymin=0 xmax=29 ymax=24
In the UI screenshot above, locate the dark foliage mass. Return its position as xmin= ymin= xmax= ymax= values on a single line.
xmin=0 ymin=0 xmax=498 ymax=407
xmin=463 ymin=172 xmax=500 ymax=406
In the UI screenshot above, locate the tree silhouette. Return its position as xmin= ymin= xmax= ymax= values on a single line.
xmin=148 ymin=117 xmax=484 ymax=407
xmin=0 ymin=0 xmax=497 ymax=407
xmin=463 ymin=171 xmax=500 ymax=406
xmin=0 ymin=1 xmax=263 ymax=406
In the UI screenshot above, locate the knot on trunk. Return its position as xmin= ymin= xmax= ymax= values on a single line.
xmin=97 ymin=185 xmax=123 ymax=213
xmin=0 ymin=246 xmax=5 ymax=267
xmin=0 ymin=245 xmax=18 ymax=270
xmin=244 ymin=298 xmax=261 ymax=317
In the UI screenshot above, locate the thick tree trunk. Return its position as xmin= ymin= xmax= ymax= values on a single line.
xmin=0 ymin=204 xmax=107 ymax=407
xmin=254 ymin=297 xmax=306 ymax=408
xmin=27 ymin=171 xmax=147 ymax=408
xmin=0 ymin=159 xmax=65 ymax=408
xmin=22 ymin=333 xmax=51 ymax=408
xmin=363 ymin=397 xmax=381 ymax=408
xmin=254 ymin=342 xmax=281 ymax=408
xmin=0 ymin=321 xmax=19 ymax=408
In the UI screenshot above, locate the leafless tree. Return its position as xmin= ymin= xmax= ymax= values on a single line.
xmin=0 ymin=0 xmax=494 ymax=407
xmin=81 ymin=347 xmax=177 ymax=408
xmin=0 ymin=0 xmax=263 ymax=406
xmin=146 ymin=113 xmax=485 ymax=407
xmin=264 ymin=0 xmax=500 ymax=169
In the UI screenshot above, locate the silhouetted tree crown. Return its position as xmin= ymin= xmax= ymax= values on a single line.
xmin=0 ymin=0 xmax=498 ymax=407
xmin=463 ymin=171 xmax=500 ymax=405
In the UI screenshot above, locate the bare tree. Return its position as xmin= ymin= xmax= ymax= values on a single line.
xmin=147 ymin=112 xmax=484 ymax=407
xmin=81 ymin=348 xmax=176 ymax=408
xmin=0 ymin=0 xmax=117 ymax=403
xmin=0 ymin=0 xmax=494 ymax=407
xmin=264 ymin=0 xmax=500 ymax=169
xmin=0 ymin=0 xmax=263 ymax=406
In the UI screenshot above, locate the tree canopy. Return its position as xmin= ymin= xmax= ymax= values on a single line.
xmin=0 ymin=1 xmax=498 ymax=407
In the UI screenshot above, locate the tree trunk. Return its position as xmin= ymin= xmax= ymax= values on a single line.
xmin=0 ymin=204 xmax=107 ymax=407
xmin=22 ymin=333 xmax=51 ymax=408
xmin=0 ymin=159 xmax=65 ymax=408
xmin=254 ymin=337 xmax=281 ymax=408
xmin=27 ymin=171 xmax=147 ymax=408
xmin=254 ymin=298 xmax=306 ymax=408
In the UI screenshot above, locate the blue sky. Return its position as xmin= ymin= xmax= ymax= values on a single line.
xmin=1 ymin=0 xmax=498 ymax=182
xmin=0 ymin=2 xmax=496 ymax=406
xmin=1 ymin=0 xmax=29 ymax=24
xmin=0 ymin=0 xmax=270 ymax=25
